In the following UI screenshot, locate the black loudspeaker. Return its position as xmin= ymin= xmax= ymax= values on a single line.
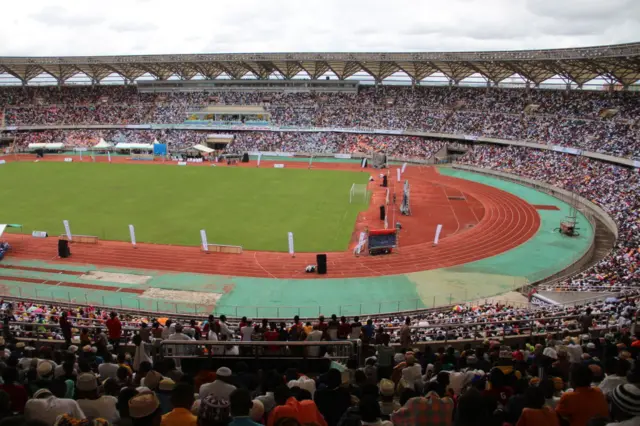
xmin=380 ymin=205 xmax=386 ymax=221
xmin=316 ymin=254 xmax=327 ymax=275
xmin=242 ymin=153 xmax=249 ymax=163
xmin=382 ymin=175 xmax=388 ymax=187
xmin=58 ymin=239 xmax=70 ymax=258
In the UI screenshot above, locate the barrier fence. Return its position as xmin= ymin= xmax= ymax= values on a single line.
xmin=6 ymin=311 xmax=632 ymax=356
xmin=0 ymin=281 xmax=528 ymax=319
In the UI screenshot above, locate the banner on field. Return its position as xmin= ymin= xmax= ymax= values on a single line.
xmin=249 ymin=151 xmax=294 ymax=157
xmin=288 ymin=232 xmax=295 ymax=256
xmin=63 ymin=220 xmax=72 ymax=241
xmin=274 ymin=164 xmax=285 ymax=168
xmin=397 ymin=168 xmax=401 ymax=182
xmin=334 ymin=153 xmax=352 ymax=159
xmin=107 ymin=151 xmax=111 ymax=163
xmin=433 ymin=224 xmax=443 ymax=246
xmin=530 ymin=293 xmax=559 ymax=306
xmin=177 ymin=161 xmax=187 ymax=166
xmin=354 ymin=231 xmax=367 ymax=255
xmin=31 ymin=231 xmax=48 ymax=238
xmin=74 ymin=148 xmax=88 ymax=152
xmin=200 ymin=229 xmax=209 ymax=252
xmin=64 ymin=158 xmax=73 ymax=162
xmin=129 ymin=225 xmax=136 ymax=246
xmin=0 ymin=160 xmax=5 ymax=165
xmin=401 ymin=162 xmax=408 ymax=174
xmin=153 ymin=144 xmax=167 ymax=156
xmin=257 ymin=153 xmax=262 ymax=167
xmin=361 ymin=158 xmax=367 ymax=168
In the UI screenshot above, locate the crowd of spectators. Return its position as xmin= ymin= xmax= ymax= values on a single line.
xmin=0 ymin=299 xmax=640 ymax=426
xmin=1 ymin=86 xmax=638 ymax=159
xmin=459 ymin=145 xmax=640 ymax=293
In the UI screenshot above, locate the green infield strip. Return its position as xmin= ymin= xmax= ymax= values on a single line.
xmin=0 ymin=168 xmax=594 ymax=317
xmin=0 ymin=162 xmax=369 ymax=252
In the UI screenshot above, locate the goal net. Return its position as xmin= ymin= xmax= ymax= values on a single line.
xmin=349 ymin=183 xmax=369 ymax=204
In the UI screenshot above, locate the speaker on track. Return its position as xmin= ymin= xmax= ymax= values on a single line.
xmin=58 ymin=239 xmax=70 ymax=258
xmin=382 ymin=175 xmax=388 ymax=187
xmin=380 ymin=205 xmax=386 ymax=221
xmin=316 ymin=254 xmax=327 ymax=275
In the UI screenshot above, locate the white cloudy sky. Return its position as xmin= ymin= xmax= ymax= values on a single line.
xmin=1 ymin=0 xmax=639 ymax=56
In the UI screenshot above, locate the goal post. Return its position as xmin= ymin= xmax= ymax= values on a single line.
xmin=349 ymin=183 xmax=369 ymax=204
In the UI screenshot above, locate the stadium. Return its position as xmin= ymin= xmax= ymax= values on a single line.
xmin=0 ymin=40 xmax=639 ymax=425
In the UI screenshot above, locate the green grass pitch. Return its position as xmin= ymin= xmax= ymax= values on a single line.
xmin=0 ymin=162 xmax=370 ymax=252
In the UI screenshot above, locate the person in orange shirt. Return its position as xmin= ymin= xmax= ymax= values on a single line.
xmin=267 ymin=385 xmax=327 ymax=426
xmin=161 ymin=383 xmax=197 ymax=426
xmin=555 ymin=364 xmax=609 ymax=426
xmin=516 ymin=386 xmax=560 ymax=426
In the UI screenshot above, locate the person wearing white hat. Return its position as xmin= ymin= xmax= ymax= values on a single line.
xmin=608 ymin=384 xmax=640 ymax=425
xmin=76 ymin=372 xmax=119 ymax=423
xmin=37 ymin=361 xmax=54 ymax=380
xmin=24 ymin=384 xmax=86 ymax=425
xmin=199 ymin=367 xmax=236 ymax=401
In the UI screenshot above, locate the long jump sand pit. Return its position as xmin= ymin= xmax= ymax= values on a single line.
xmin=80 ymin=271 xmax=153 ymax=285
xmin=141 ymin=288 xmax=223 ymax=306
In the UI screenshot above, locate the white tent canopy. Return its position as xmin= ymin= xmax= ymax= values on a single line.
xmin=93 ymin=138 xmax=113 ymax=149
xmin=114 ymin=142 xmax=153 ymax=150
xmin=192 ymin=144 xmax=215 ymax=153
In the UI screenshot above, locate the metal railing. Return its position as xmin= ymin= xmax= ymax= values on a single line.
xmin=158 ymin=339 xmax=360 ymax=363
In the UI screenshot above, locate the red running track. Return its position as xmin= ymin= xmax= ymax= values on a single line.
xmin=2 ymin=155 xmax=540 ymax=278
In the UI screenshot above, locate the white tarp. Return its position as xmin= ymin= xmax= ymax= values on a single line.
xmin=93 ymin=138 xmax=113 ymax=149
xmin=114 ymin=143 xmax=153 ymax=150
xmin=0 ymin=224 xmax=6 ymax=238
xmin=29 ymin=143 xmax=65 ymax=150
xmin=192 ymin=144 xmax=215 ymax=153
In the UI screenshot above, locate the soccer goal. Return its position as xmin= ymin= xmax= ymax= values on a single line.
xmin=349 ymin=183 xmax=369 ymax=204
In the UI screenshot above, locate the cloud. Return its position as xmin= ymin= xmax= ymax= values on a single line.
xmin=0 ymin=0 xmax=634 ymax=57
xmin=29 ymin=5 xmax=104 ymax=27
xmin=109 ymin=21 xmax=158 ymax=32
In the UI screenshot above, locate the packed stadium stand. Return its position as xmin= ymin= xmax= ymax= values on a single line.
xmin=0 ymin=43 xmax=639 ymax=426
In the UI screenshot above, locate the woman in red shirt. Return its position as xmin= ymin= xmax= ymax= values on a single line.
xmin=264 ymin=322 xmax=280 ymax=354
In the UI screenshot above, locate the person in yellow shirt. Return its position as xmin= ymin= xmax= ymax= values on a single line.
xmin=161 ymin=383 xmax=197 ymax=426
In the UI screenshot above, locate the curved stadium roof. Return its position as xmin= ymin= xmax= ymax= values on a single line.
xmin=0 ymin=42 xmax=639 ymax=87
